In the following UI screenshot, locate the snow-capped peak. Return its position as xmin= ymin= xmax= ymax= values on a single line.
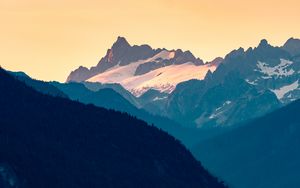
xmin=87 ymin=49 xmax=217 ymax=96
xmin=68 ymin=37 xmax=220 ymax=96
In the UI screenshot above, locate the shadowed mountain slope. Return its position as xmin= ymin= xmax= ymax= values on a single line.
xmin=0 ymin=68 xmax=226 ymax=188
xmin=193 ymin=98 xmax=300 ymax=188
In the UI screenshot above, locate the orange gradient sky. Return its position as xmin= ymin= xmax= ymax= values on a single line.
xmin=1 ymin=0 xmax=300 ymax=81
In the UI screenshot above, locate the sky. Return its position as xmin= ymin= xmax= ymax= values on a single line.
xmin=1 ymin=0 xmax=300 ymax=82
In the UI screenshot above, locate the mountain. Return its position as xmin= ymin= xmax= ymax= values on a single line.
xmin=67 ymin=37 xmax=300 ymax=129
xmin=11 ymin=74 xmax=137 ymax=109
xmin=8 ymin=71 xmax=68 ymax=98
xmin=163 ymin=72 xmax=280 ymax=127
xmin=192 ymin=98 xmax=300 ymax=188
xmin=9 ymin=71 xmax=226 ymax=148
xmin=67 ymin=37 xmax=217 ymax=96
xmin=51 ymin=81 xmax=141 ymax=114
xmin=49 ymin=81 xmax=225 ymax=147
xmin=0 ymin=68 xmax=227 ymax=188
xmin=67 ymin=36 xmax=161 ymax=82
xmin=137 ymin=89 xmax=169 ymax=115
xmin=282 ymin=37 xmax=300 ymax=57
xmin=210 ymin=39 xmax=300 ymax=104
xmin=83 ymin=81 xmax=140 ymax=107
xmin=145 ymin=38 xmax=299 ymax=128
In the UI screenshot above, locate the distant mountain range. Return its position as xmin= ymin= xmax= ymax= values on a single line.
xmin=67 ymin=37 xmax=220 ymax=96
xmin=10 ymin=71 xmax=225 ymax=148
xmin=3 ymin=36 xmax=300 ymax=188
xmin=163 ymin=72 xmax=280 ymax=127
xmin=208 ymin=38 xmax=300 ymax=104
xmin=0 ymin=68 xmax=226 ymax=188
xmin=66 ymin=37 xmax=300 ymax=129
xmin=160 ymin=38 xmax=300 ymax=127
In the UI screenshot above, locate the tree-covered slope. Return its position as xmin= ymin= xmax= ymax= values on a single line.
xmin=0 ymin=68 xmax=226 ymax=188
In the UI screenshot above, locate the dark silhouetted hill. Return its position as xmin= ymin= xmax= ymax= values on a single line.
xmin=8 ymin=71 xmax=67 ymax=98
xmin=0 ymin=68 xmax=226 ymax=188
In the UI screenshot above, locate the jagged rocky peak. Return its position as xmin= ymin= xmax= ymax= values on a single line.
xmin=113 ymin=36 xmax=131 ymax=48
xmin=282 ymin=37 xmax=300 ymax=56
xmin=170 ymin=49 xmax=204 ymax=65
xmin=67 ymin=36 xmax=209 ymax=83
xmin=108 ymin=36 xmax=131 ymax=60
xmin=258 ymin=39 xmax=269 ymax=47
xmin=66 ymin=66 xmax=91 ymax=83
xmin=104 ymin=37 xmax=131 ymax=64
xmin=224 ymin=47 xmax=245 ymax=61
xmin=223 ymin=39 xmax=272 ymax=62
xmin=67 ymin=36 xmax=158 ymax=82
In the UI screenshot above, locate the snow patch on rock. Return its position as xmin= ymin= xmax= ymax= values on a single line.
xmin=256 ymin=59 xmax=295 ymax=78
xmin=88 ymin=54 xmax=216 ymax=96
xmin=271 ymin=80 xmax=299 ymax=100
xmin=209 ymin=101 xmax=232 ymax=119
xmin=245 ymin=79 xmax=258 ymax=85
xmin=153 ymin=96 xmax=168 ymax=101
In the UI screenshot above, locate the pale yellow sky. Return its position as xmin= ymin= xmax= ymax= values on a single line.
xmin=1 ymin=0 xmax=300 ymax=81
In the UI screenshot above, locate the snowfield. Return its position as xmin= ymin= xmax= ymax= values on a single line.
xmin=271 ymin=80 xmax=299 ymax=100
xmin=88 ymin=50 xmax=216 ymax=96
xmin=256 ymin=59 xmax=295 ymax=78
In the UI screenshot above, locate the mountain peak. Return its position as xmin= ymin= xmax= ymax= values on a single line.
xmin=258 ymin=39 xmax=269 ymax=47
xmin=282 ymin=37 xmax=300 ymax=56
xmin=112 ymin=36 xmax=130 ymax=49
xmin=286 ymin=37 xmax=300 ymax=43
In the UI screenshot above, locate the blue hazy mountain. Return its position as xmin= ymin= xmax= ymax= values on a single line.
xmin=208 ymin=39 xmax=300 ymax=104
xmin=155 ymin=38 xmax=300 ymax=128
xmin=164 ymin=72 xmax=280 ymax=127
xmin=0 ymin=68 xmax=227 ymax=188
xmin=193 ymin=98 xmax=300 ymax=188
xmin=9 ymin=71 xmax=223 ymax=148
xmin=8 ymin=71 xmax=68 ymax=98
xmin=83 ymin=81 xmax=140 ymax=107
xmin=50 ymin=81 xmax=227 ymax=147
xmin=51 ymin=81 xmax=141 ymax=114
xmin=282 ymin=37 xmax=300 ymax=57
xmin=137 ymin=89 xmax=169 ymax=115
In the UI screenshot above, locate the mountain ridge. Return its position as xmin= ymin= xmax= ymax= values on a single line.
xmin=66 ymin=37 xmax=300 ymax=129
xmin=192 ymin=98 xmax=300 ymax=188
xmin=0 ymin=67 xmax=227 ymax=188
xmin=67 ymin=36 xmax=218 ymax=96
xmin=155 ymin=38 xmax=299 ymax=128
